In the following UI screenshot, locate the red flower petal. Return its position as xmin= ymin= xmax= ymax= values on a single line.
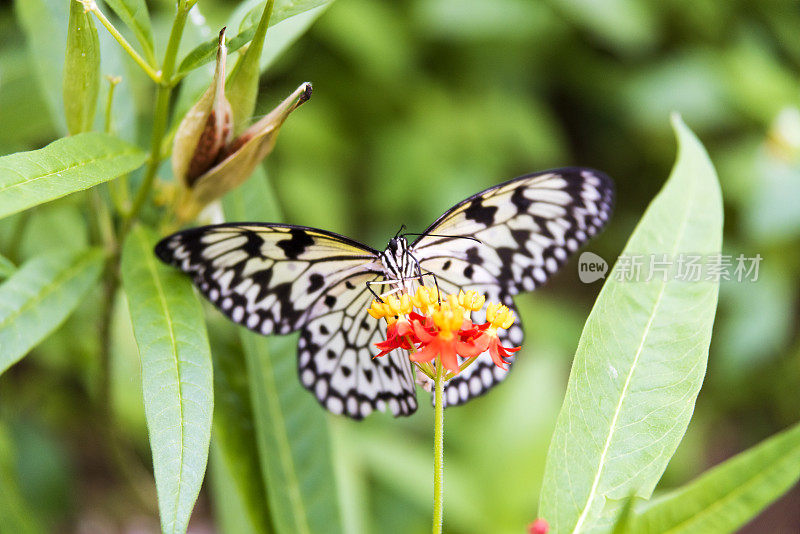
xmin=410 ymin=342 xmax=437 ymax=364
xmin=439 ymin=340 xmax=460 ymax=374
xmin=487 ymin=336 xmax=520 ymax=370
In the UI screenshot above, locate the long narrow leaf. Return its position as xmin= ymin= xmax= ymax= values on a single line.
xmin=209 ymin=442 xmax=271 ymax=534
xmin=0 ymin=132 xmax=146 ymax=219
xmin=64 ymin=0 xmax=101 ymax=135
xmin=0 ymin=248 xmax=104 ymax=376
xmin=240 ymin=334 xmax=344 ymax=534
xmin=539 ymin=115 xmax=723 ymax=533
xmin=622 ymin=421 xmax=800 ymax=534
xmin=208 ymin=325 xmax=273 ymax=534
xmin=121 ymin=226 xmax=213 ymax=534
xmin=176 ymin=0 xmax=333 ymax=78
xmin=223 ymin=170 xmax=344 ymax=534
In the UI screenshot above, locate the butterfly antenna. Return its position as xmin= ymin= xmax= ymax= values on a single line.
xmin=402 ymin=232 xmax=482 ymax=244
xmin=394 ymin=224 xmax=407 ymax=239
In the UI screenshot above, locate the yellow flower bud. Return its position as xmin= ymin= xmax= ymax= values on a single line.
xmin=367 ymin=300 xmax=388 ymax=320
xmin=486 ymin=303 xmax=515 ymax=330
xmin=458 ymin=290 xmax=485 ymax=312
xmin=411 ymin=286 xmax=441 ymax=314
xmin=432 ymin=301 xmax=464 ymax=337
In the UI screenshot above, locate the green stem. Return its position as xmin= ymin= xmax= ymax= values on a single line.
xmin=444 ymin=355 xmax=478 ymax=380
xmin=432 ymin=357 xmax=444 ymax=534
xmin=121 ymin=4 xmax=190 ymax=235
xmin=82 ymin=0 xmax=161 ymax=84
xmin=103 ymin=75 xmax=120 ymax=134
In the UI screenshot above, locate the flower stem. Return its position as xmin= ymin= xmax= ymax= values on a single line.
xmin=432 ymin=356 xmax=445 ymax=534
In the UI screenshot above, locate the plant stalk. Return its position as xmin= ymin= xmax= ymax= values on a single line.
xmin=121 ymin=4 xmax=190 ymax=235
xmin=433 ymin=357 xmax=445 ymax=534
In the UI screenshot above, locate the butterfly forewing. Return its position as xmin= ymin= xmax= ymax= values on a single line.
xmin=412 ymin=168 xmax=614 ymax=295
xmin=411 ymin=168 xmax=613 ymax=404
xmin=155 ymin=223 xmax=417 ymax=419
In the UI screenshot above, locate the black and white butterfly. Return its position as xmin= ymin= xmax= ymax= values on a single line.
xmin=155 ymin=168 xmax=614 ymax=419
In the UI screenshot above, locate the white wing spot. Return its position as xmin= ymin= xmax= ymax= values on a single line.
xmin=326 ymin=397 xmax=344 ymax=414
xmin=301 ymin=369 xmax=315 ymax=386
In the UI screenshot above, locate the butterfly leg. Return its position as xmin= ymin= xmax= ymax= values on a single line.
xmin=365 ymin=270 xmax=442 ymax=302
xmin=366 ymin=279 xmax=410 ymax=301
xmin=408 ymin=252 xmax=442 ymax=304
xmin=365 ymin=280 xmax=388 ymax=302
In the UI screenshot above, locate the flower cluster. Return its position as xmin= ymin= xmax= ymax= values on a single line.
xmin=367 ymin=286 xmax=521 ymax=377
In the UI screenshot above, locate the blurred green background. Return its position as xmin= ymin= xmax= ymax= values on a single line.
xmin=1 ymin=0 xmax=799 ymax=532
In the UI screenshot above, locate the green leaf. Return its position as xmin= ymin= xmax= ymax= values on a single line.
xmin=208 ymin=328 xmax=272 ymax=534
xmin=0 ymin=132 xmax=146 ymax=219
xmin=64 ymin=0 xmax=101 ymax=135
xmin=240 ymin=334 xmax=344 ymax=534
xmin=223 ymin=170 xmax=343 ymax=534
xmin=100 ymin=0 xmax=156 ymax=65
xmin=175 ymin=0 xmax=333 ymax=79
xmin=0 ymin=248 xmax=104 ymax=377
xmin=121 ymin=226 xmax=213 ymax=534
xmin=64 ymin=0 xmax=100 ymax=135
xmin=539 ymin=115 xmax=723 ymax=533
xmin=621 ymin=421 xmax=800 ymax=534
xmin=0 ymin=254 xmax=16 ymax=280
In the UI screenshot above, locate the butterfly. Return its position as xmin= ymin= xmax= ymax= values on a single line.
xmin=155 ymin=167 xmax=614 ymax=419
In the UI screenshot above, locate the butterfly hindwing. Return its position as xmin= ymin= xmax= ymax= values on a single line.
xmin=155 ymin=223 xmax=417 ymax=419
xmin=297 ymin=272 xmax=417 ymax=419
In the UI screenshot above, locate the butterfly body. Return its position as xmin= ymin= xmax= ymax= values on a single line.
xmin=156 ymin=167 xmax=614 ymax=419
xmin=378 ymin=236 xmax=420 ymax=292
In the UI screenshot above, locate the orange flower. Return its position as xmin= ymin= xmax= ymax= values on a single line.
xmin=410 ymin=316 xmax=484 ymax=374
xmin=370 ymin=286 xmax=521 ymax=376
xmin=472 ymin=303 xmax=521 ymax=370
